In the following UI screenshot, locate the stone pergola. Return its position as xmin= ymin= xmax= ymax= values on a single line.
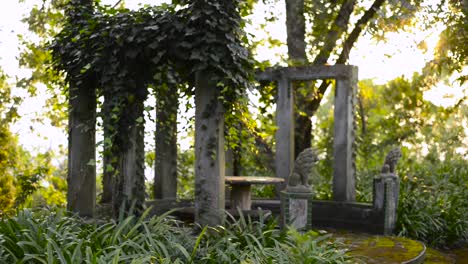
xmin=153 ymin=65 xmax=359 ymax=225
xmin=67 ymin=64 xmax=359 ymax=227
xmin=256 ymin=65 xmax=358 ymax=202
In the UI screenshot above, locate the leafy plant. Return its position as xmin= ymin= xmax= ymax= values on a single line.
xmin=396 ymin=158 xmax=468 ymax=248
xmin=0 ymin=208 xmax=354 ymax=263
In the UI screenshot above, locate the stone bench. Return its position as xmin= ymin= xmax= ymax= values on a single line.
xmin=225 ymin=176 xmax=285 ymax=210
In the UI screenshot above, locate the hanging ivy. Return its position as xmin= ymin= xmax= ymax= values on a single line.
xmin=50 ymin=0 xmax=254 ymax=216
xmin=51 ymin=0 xmax=253 ymax=98
xmin=51 ymin=0 xmax=254 ymax=142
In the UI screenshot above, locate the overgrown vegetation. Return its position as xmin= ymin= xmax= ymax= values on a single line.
xmin=396 ymin=158 xmax=468 ymax=248
xmin=0 ymin=208 xmax=353 ymax=263
xmin=1 ymin=0 xmax=466 ymax=255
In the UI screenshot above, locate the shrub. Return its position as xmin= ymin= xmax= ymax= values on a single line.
xmin=0 ymin=208 xmax=353 ymax=263
xmin=396 ymin=158 xmax=468 ymax=247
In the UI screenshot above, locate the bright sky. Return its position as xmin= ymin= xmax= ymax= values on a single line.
xmin=0 ymin=0 xmax=465 ymax=154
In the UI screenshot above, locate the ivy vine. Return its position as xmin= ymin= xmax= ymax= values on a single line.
xmin=51 ymin=0 xmax=254 ymax=142
xmin=51 ymin=0 xmax=253 ymax=101
xmin=50 ymin=0 xmax=254 ymax=215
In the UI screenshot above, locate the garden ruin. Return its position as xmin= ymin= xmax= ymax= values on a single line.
xmin=55 ymin=0 xmax=400 ymax=234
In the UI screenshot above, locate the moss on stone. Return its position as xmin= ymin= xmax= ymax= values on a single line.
xmin=331 ymin=232 xmax=426 ymax=264
xmin=424 ymin=248 xmax=455 ymax=264
xmin=446 ymin=246 xmax=468 ymax=264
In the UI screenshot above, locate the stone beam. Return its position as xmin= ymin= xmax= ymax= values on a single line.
xmin=256 ymin=65 xmax=356 ymax=81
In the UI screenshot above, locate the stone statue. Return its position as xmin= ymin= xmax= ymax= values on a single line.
xmin=286 ymin=148 xmax=319 ymax=192
xmin=381 ymin=147 xmax=402 ymax=174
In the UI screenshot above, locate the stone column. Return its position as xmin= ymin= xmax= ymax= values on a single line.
xmin=333 ymin=69 xmax=357 ymax=202
xmin=275 ymin=76 xmax=294 ymax=190
xmin=373 ymin=173 xmax=400 ymax=235
xmin=113 ymin=90 xmax=146 ymax=217
xmin=67 ymin=83 xmax=96 ymax=217
xmin=154 ymin=84 xmax=178 ymax=200
xmin=101 ymin=95 xmax=113 ymax=204
xmin=194 ymin=71 xmax=225 ymax=226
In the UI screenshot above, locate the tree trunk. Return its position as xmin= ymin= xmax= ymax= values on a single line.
xmin=286 ymin=0 xmax=307 ymax=64
xmin=67 ymin=81 xmax=96 ymax=217
xmin=154 ymin=85 xmax=178 ymax=200
xmin=287 ymin=0 xmax=357 ymax=157
xmin=286 ymin=0 xmax=312 ymax=158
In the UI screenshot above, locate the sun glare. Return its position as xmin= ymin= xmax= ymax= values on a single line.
xmin=424 ymin=68 xmax=468 ymax=108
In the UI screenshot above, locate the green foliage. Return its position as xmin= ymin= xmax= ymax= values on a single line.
xmin=177 ymin=148 xmax=196 ymax=200
xmin=50 ymin=0 xmax=254 ymax=105
xmin=0 ymin=174 xmax=16 ymax=216
xmin=397 ymin=157 xmax=468 ymax=248
xmin=0 ymin=70 xmax=20 ymax=215
xmin=17 ymin=0 xmax=68 ymax=129
xmin=309 ymin=74 xmax=467 ymax=247
xmin=286 ymin=229 xmax=350 ymax=264
xmin=421 ymin=0 xmax=467 ymax=85
xmin=12 ymin=150 xmax=67 ymax=209
xmin=0 ymin=208 xmax=353 ymax=263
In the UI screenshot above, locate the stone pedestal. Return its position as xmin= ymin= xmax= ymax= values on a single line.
xmin=280 ymin=190 xmax=313 ymax=230
xmin=373 ymin=173 xmax=400 ymax=235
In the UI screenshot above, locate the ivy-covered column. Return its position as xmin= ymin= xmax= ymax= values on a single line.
xmin=67 ymin=82 xmax=96 ymax=217
xmin=154 ymin=84 xmax=178 ymax=200
xmin=101 ymin=96 xmax=113 ymax=204
xmin=194 ymin=71 xmax=225 ymax=226
xmin=113 ymin=86 xmax=147 ymax=217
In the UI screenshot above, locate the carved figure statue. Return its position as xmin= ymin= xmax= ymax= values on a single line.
xmin=381 ymin=147 xmax=402 ymax=174
xmin=287 ymin=148 xmax=319 ymax=191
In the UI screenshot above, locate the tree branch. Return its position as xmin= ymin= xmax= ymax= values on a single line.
xmin=112 ymin=0 xmax=123 ymax=8
xmin=311 ymin=0 xmax=386 ymax=114
xmin=312 ymin=0 xmax=357 ymax=65
xmin=338 ymin=0 xmax=386 ymax=63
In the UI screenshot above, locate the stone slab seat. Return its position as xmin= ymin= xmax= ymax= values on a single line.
xmin=225 ymin=176 xmax=285 ymax=210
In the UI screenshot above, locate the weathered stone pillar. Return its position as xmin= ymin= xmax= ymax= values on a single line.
xmin=101 ymin=96 xmax=113 ymax=204
xmin=113 ymin=89 xmax=146 ymax=217
xmin=373 ymin=172 xmax=400 ymax=235
xmin=333 ymin=68 xmax=358 ymax=202
xmin=154 ymin=85 xmax=178 ymax=200
xmin=67 ymin=83 xmax=96 ymax=217
xmin=194 ymin=71 xmax=225 ymax=226
xmin=275 ymin=76 xmax=294 ymax=190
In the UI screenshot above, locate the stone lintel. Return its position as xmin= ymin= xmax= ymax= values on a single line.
xmin=256 ymin=65 xmax=358 ymax=81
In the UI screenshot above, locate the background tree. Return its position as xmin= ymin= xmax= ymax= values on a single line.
xmin=0 ymin=67 xmax=66 ymax=215
xmin=0 ymin=69 xmax=20 ymax=215
xmin=281 ymin=0 xmax=467 ymax=156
